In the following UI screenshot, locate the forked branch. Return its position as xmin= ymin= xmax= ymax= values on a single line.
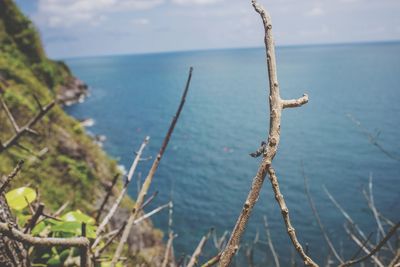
xmin=0 ymin=96 xmax=55 ymax=153
xmin=218 ymin=1 xmax=315 ymax=266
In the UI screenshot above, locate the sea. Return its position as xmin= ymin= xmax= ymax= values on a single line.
xmin=64 ymin=42 xmax=400 ymax=266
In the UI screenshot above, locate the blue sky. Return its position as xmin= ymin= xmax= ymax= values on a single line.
xmin=16 ymin=0 xmax=400 ymax=59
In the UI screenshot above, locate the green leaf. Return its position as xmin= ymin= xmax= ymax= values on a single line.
xmin=61 ymin=210 xmax=95 ymax=225
xmin=51 ymin=222 xmax=97 ymax=238
xmin=5 ymin=187 xmax=37 ymax=211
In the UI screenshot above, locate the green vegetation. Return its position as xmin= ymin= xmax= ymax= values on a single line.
xmin=0 ymin=0 xmax=164 ymax=265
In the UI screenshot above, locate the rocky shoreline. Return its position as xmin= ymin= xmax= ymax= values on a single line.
xmin=57 ymin=76 xmax=89 ymax=106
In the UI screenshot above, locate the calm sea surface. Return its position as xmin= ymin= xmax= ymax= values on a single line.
xmin=65 ymin=43 xmax=400 ymax=265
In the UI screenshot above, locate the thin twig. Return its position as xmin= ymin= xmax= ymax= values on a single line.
xmin=0 ymin=160 xmax=24 ymax=194
xmin=219 ymin=2 xmax=315 ymax=266
xmin=263 ymin=215 xmax=280 ymax=267
xmin=347 ymin=114 xmax=400 ymax=162
xmin=96 ymin=173 xmax=120 ymax=222
xmin=187 ymin=229 xmax=213 ymax=267
xmin=95 ymin=136 xmax=150 ymax=239
xmin=162 ymin=201 xmax=175 ymax=267
xmin=323 ymin=186 xmax=371 ymax=247
xmin=95 ymin=222 xmax=127 ymax=257
xmin=109 ymin=67 xmax=193 ymax=267
xmin=303 ymin=167 xmax=343 ymax=263
xmin=52 ymin=201 xmax=69 ymax=217
xmin=109 ymin=202 xmax=171 ymax=265
xmin=364 ymin=174 xmax=394 ymax=253
xmin=341 ymin=222 xmax=400 ymax=267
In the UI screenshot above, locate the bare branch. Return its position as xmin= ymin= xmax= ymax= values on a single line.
xmin=95 ymin=136 xmax=150 ymax=238
xmin=0 ymin=97 xmax=55 ymax=153
xmin=187 ymin=229 xmax=213 ymax=267
xmin=95 ymin=222 xmax=127 ymax=257
xmin=108 ymin=202 xmax=170 ymax=265
xmin=109 ymin=67 xmax=193 ymax=267
xmin=303 ymin=168 xmax=343 ymax=263
xmin=363 ymin=174 xmax=394 ymax=253
xmin=341 ymin=222 xmax=400 ymax=267
xmin=263 ymin=215 xmax=280 ymax=267
xmin=0 ymin=221 xmax=89 ymax=247
xmin=0 ymin=160 xmax=24 ymax=194
xmin=323 ymin=186 xmax=371 ymax=247
xmin=96 ymin=173 xmax=120 ymax=222
xmin=1 ymin=97 xmax=20 ymax=133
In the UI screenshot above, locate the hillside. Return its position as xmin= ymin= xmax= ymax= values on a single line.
xmin=0 ymin=0 xmax=164 ymax=265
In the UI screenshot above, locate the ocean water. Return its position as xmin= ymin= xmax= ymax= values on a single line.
xmin=65 ymin=42 xmax=400 ymax=265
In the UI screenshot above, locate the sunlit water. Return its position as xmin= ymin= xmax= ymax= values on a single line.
xmin=65 ymin=42 xmax=400 ymax=265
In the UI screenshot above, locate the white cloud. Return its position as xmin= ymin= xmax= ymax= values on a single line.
xmin=132 ymin=18 xmax=150 ymax=26
xmin=305 ymin=6 xmax=324 ymax=17
xmin=35 ymin=0 xmax=163 ymax=28
xmin=171 ymin=0 xmax=223 ymax=6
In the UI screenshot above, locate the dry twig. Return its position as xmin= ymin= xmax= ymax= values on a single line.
xmin=187 ymin=229 xmax=213 ymax=267
xmin=110 ymin=67 xmax=193 ymax=267
xmin=340 ymin=222 xmax=399 ymax=267
xmin=96 ymin=173 xmax=120 ymax=222
xmin=263 ymin=215 xmax=280 ymax=267
xmin=303 ymin=168 xmax=343 ymax=263
xmin=95 ymin=135 xmax=150 ymax=239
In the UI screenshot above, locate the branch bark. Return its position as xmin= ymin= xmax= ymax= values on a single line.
xmin=218 ymin=1 xmax=315 ymax=266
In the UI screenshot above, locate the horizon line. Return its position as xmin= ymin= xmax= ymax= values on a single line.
xmin=61 ymin=39 xmax=400 ymax=61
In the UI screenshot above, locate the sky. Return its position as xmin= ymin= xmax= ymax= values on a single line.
xmin=15 ymin=0 xmax=400 ymax=59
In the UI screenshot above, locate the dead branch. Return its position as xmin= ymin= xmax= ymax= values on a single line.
xmin=109 ymin=67 xmax=193 ymax=267
xmin=95 ymin=135 xmax=150 ymax=239
xmin=0 ymin=96 xmax=55 ymax=153
xmin=303 ymin=168 xmax=343 ymax=263
xmin=187 ymin=228 xmax=213 ymax=267
xmin=0 ymin=160 xmax=24 ymax=194
xmin=263 ymin=215 xmax=280 ymax=267
xmin=363 ymin=174 xmax=394 ymax=253
xmin=323 ymin=186 xmax=371 ymax=248
xmin=201 ymin=253 xmax=221 ymax=267
xmin=162 ymin=201 xmax=175 ymax=267
xmin=219 ymin=1 xmax=315 ymax=266
xmin=96 ymin=173 xmax=120 ymax=222
xmin=344 ymin=224 xmax=383 ymax=266
xmin=342 ymin=222 xmax=400 ymax=267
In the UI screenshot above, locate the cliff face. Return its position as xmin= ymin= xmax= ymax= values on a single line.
xmin=0 ymin=0 xmax=164 ymax=265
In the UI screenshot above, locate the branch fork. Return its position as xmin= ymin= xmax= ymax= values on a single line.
xmin=218 ymin=1 xmax=316 ymax=266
